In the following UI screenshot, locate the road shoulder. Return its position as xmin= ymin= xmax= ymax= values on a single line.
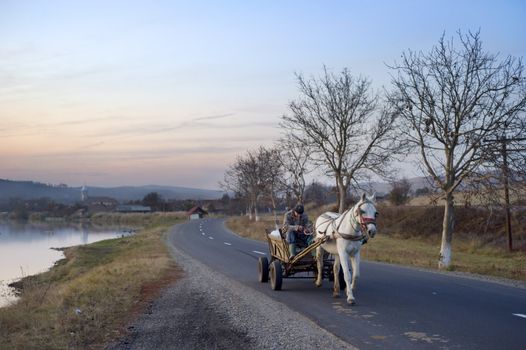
xmin=108 ymin=224 xmax=356 ymax=350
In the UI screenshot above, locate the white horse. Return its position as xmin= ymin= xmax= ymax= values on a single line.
xmin=314 ymin=193 xmax=378 ymax=305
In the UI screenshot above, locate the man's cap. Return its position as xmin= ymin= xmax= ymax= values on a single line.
xmin=294 ymin=204 xmax=304 ymax=214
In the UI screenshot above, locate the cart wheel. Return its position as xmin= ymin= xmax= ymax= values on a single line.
xmin=270 ymin=260 xmax=283 ymax=291
xmin=258 ymin=257 xmax=269 ymax=283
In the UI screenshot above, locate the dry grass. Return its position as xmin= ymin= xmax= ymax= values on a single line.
xmin=377 ymin=205 xmax=526 ymax=250
xmin=408 ymin=187 xmax=526 ymax=207
xmin=225 ymin=215 xmax=276 ymax=241
xmin=0 ymin=215 xmax=183 ymax=350
xmin=360 ymin=235 xmax=526 ymax=280
xmin=226 ymin=205 xmax=526 ymax=281
xmin=89 ymin=211 xmax=188 ymax=226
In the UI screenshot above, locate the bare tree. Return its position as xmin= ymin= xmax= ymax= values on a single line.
xmin=388 ymin=31 xmax=526 ymax=268
xmin=240 ymin=149 xmax=264 ymax=221
xmin=258 ymin=146 xmax=285 ymax=227
xmin=277 ymin=136 xmax=312 ymax=204
xmin=221 ymin=146 xmax=284 ymax=222
xmin=221 ymin=155 xmax=252 ymax=217
xmin=282 ymin=66 xmax=403 ymax=213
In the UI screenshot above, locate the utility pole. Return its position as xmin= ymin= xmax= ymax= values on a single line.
xmin=500 ymin=137 xmax=512 ymax=252
xmin=485 ymin=136 xmax=526 ymax=252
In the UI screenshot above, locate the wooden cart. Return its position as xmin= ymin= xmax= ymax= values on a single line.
xmin=257 ymin=228 xmax=342 ymax=290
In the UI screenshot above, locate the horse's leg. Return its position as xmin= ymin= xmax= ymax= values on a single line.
xmin=337 ymin=241 xmax=355 ymax=305
xmin=314 ymin=246 xmax=324 ymax=287
xmin=350 ymin=250 xmax=360 ymax=291
xmin=332 ymin=255 xmax=340 ymax=297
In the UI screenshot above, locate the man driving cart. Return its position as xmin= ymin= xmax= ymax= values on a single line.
xmin=283 ymin=204 xmax=310 ymax=259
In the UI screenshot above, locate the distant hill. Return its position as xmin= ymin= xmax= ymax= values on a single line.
xmin=86 ymin=185 xmax=224 ymax=202
xmin=357 ymin=177 xmax=434 ymax=196
xmin=0 ymin=176 xmax=435 ymax=205
xmin=0 ymin=179 xmax=224 ymax=204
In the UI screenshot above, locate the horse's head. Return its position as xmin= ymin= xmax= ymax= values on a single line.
xmin=355 ymin=193 xmax=378 ymax=238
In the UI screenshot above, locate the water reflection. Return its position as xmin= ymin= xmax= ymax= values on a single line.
xmin=0 ymin=221 xmax=135 ymax=307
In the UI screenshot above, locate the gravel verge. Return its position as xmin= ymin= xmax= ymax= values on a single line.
xmin=108 ymin=226 xmax=356 ymax=350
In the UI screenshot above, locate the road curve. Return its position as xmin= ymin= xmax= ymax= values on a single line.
xmin=168 ymin=218 xmax=526 ymax=350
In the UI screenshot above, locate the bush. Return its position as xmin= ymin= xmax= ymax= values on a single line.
xmin=389 ymin=178 xmax=411 ymax=206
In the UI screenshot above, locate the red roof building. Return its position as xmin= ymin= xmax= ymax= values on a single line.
xmin=187 ymin=206 xmax=208 ymax=219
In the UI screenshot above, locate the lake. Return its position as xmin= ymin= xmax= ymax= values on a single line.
xmin=0 ymin=221 xmax=135 ymax=308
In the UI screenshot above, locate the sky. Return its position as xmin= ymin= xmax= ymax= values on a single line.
xmin=1 ymin=1 xmax=525 ymax=190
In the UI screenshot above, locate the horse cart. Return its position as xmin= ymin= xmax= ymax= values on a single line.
xmin=257 ymin=228 xmax=344 ymax=290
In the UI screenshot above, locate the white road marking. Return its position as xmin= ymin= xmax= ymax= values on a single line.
xmin=208 ymin=236 xmax=214 ymax=240
xmin=224 ymin=242 xmax=232 ymax=246
xmin=513 ymin=313 xmax=526 ymax=319
xmin=253 ymin=250 xmax=266 ymax=255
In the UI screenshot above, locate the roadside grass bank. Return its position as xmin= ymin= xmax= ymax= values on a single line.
xmin=21 ymin=211 xmax=190 ymax=226
xmin=0 ymin=213 xmax=184 ymax=350
xmin=225 ymin=208 xmax=526 ymax=281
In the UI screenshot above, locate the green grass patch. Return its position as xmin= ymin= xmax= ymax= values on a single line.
xmin=0 ymin=213 xmax=184 ymax=350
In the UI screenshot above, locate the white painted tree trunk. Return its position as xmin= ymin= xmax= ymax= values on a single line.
xmin=439 ymin=193 xmax=455 ymax=269
xmin=247 ymin=204 xmax=253 ymax=220
xmin=337 ymin=176 xmax=347 ymax=214
xmin=270 ymin=192 xmax=279 ymax=229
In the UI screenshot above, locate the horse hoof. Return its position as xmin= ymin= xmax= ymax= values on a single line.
xmin=347 ymin=299 xmax=356 ymax=305
xmin=315 ymin=281 xmax=322 ymax=288
xmin=332 ymin=293 xmax=340 ymax=298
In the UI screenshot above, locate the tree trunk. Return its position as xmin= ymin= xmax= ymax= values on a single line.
xmin=247 ymin=203 xmax=253 ymax=220
xmin=335 ymin=178 xmax=340 ymax=212
xmin=439 ymin=192 xmax=455 ymax=269
xmin=252 ymin=194 xmax=260 ymax=222
xmin=337 ymin=176 xmax=347 ymax=214
xmin=269 ymin=192 xmax=279 ymax=229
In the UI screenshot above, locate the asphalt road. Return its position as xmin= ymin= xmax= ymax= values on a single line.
xmin=168 ymin=218 xmax=526 ymax=350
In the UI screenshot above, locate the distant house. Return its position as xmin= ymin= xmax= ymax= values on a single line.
xmin=187 ymin=206 xmax=208 ymax=220
xmin=84 ymin=197 xmax=119 ymax=212
xmin=116 ymin=205 xmax=151 ymax=213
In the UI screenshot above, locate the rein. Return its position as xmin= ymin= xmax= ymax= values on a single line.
xmin=318 ymin=201 xmax=376 ymax=242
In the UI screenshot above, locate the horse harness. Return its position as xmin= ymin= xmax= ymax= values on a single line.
xmin=317 ymin=201 xmax=377 ymax=242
